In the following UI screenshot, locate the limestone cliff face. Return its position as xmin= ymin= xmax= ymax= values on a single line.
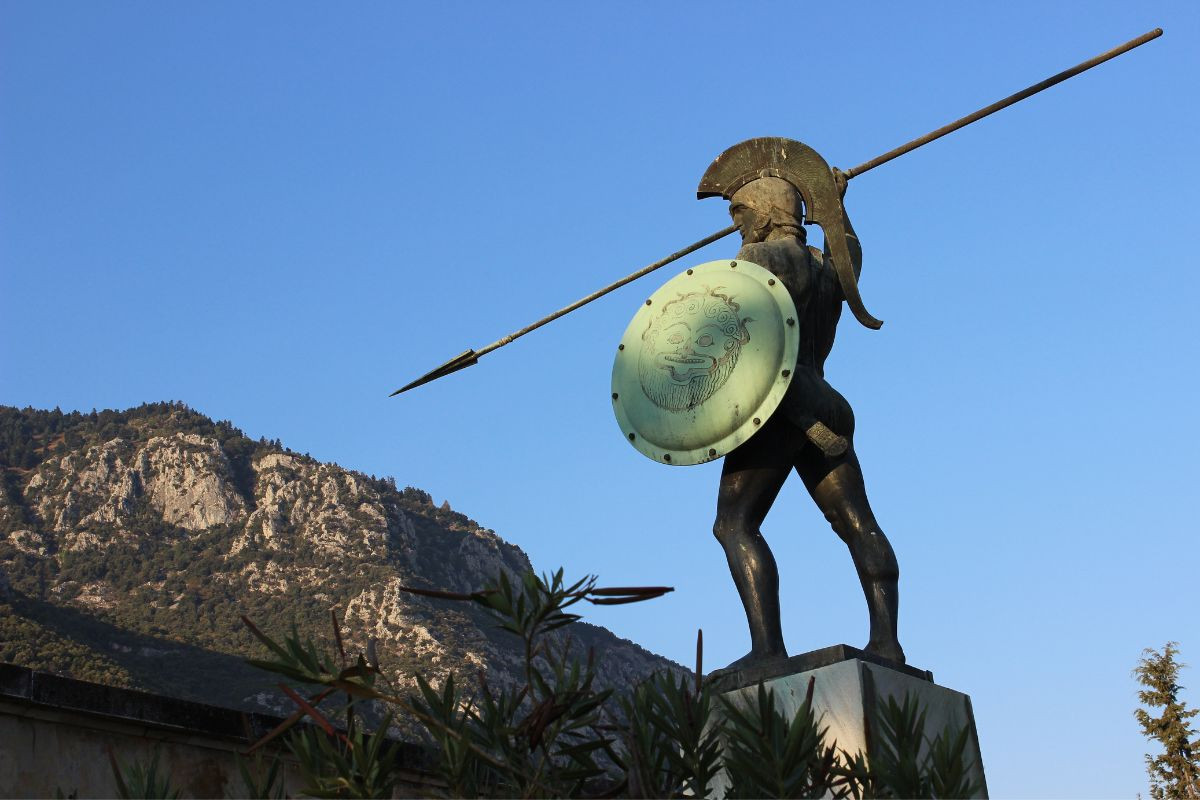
xmin=25 ymin=438 xmax=140 ymax=538
xmin=142 ymin=434 xmax=248 ymax=531
xmin=23 ymin=433 xmax=247 ymax=547
xmin=0 ymin=404 xmax=676 ymax=715
xmin=237 ymin=452 xmax=393 ymax=559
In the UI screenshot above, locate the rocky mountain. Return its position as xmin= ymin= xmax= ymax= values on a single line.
xmin=0 ymin=403 xmax=677 ymax=723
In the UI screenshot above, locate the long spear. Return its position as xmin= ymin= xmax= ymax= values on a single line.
xmin=391 ymin=27 xmax=1161 ymax=397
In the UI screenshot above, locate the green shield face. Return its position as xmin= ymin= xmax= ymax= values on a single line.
xmin=611 ymin=259 xmax=799 ymax=465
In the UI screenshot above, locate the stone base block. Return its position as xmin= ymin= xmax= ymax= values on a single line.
xmin=711 ymin=645 xmax=987 ymax=798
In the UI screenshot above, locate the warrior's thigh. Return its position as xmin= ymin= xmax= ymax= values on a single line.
xmin=713 ymin=418 xmax=795 ymax=540
xmin=795 ymin=447 xmax=882 ymax=542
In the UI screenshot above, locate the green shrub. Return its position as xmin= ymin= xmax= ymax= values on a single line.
xmin=242 ymin=568 xmax=979 ymax=799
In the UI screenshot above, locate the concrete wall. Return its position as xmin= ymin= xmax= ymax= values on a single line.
xmin=0 ymin=664 xmax=437 ymax=798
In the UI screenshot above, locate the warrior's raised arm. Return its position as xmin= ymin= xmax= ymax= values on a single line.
xmin=827 ymin=169 xmax=862 ymax=284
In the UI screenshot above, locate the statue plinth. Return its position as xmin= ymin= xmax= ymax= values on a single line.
xmin=709 ymin=645 xmax=988 ymax=798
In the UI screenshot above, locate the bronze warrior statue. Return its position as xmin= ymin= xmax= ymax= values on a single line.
xmin=711 ymin=170 xmax=904 ymax=671
xmin=393 ymin=29 xmax=1167 ymax=676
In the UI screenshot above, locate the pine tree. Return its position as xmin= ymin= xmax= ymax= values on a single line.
xmin=1135 ymin=642 xmax=1200 ymax=799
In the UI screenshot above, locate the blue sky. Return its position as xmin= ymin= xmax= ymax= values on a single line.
xmin=2 ymin=2 xmax=1197 ymax=795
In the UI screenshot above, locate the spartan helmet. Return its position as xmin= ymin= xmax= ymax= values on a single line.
xmin=698 ymin=137 xmax=883 ymax=330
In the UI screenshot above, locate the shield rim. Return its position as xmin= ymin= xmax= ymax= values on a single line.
xmin=611 ymin=258 xmax=799 ymax=466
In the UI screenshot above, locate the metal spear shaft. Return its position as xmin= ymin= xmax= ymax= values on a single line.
xmin=389 ymin=224 xmax=737 ymax=395
xmin=842 ymin=27 xmax=1162 ymax=179
xmin=391 ymin=27 xmax=1161 ymax=397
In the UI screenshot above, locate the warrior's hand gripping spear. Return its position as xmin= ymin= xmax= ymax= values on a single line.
xmin=391 ymin=27 xmax=1161 ymax=397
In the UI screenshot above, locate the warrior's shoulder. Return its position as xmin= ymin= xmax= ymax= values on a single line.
xmin=735 ymin=238 xmax=811 ymax=268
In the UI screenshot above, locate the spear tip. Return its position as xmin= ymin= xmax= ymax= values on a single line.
xmin=389 ymin=349 xmax=479 ymax=397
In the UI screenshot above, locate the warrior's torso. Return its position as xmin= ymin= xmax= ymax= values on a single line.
xmin=735 ymin=235 xmax=855 ymax=438
xmin=735 ymin=237 xmax=843 ymax=376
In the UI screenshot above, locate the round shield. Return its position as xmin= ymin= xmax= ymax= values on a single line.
xmin=611 ymin=259 xmax=799 ymax=465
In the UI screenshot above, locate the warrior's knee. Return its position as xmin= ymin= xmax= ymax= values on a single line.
xmin=713 ymin=515 xmax=750 ymax=547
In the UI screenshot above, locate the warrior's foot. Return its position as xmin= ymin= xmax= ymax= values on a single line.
xmin=864 ymin=639 xmax=906 ymax=666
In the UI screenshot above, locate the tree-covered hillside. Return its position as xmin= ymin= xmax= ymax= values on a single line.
xmin=0 ymin=403 xmax=674 ymax=724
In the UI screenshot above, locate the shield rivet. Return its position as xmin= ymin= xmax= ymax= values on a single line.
xmin=686 ymin=268 xmax=694 ymax=275
xmin=730 ymin=261 xmax=738 ymax=268
xmin=709 ymin=448 xmax=717 ymax=457
xmin=612 ymin=392 xmax=619 ymax=400
xmin=753 ymin=417 xmax=761 ymax=425
xmin=781 ymin=369 xmax=791 ymax=378
xmin=645 ymin=299 xmax=652 ymax=305
xmin=618 ymin=344 xmax=625 ymax=351
xmin=663 ymin=454 xmax=671 ymax=462
xmin=628 ymin=432 xmax=636 ymax=441
xmin=768 ymin=278 xmax=776 ymax=286
xmin=786 ymin=318 xmax=795 ymax=326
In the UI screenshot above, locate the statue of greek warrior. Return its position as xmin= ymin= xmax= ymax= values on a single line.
xmin=703 ymin=153 xmax=904 ymax=671
xmin=393 ymin=26 xmax=1167 ymax=676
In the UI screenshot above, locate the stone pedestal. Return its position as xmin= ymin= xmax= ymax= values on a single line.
xmin=710 ymin=644 xmax=987 ymax=798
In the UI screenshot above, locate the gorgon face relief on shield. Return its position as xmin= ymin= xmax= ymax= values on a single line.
xmin=638 ymin=286 xmax=752 ymax=412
